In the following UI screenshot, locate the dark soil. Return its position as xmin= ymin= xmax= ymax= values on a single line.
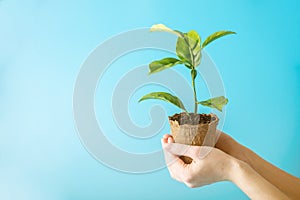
xmin=169 ymin=112 xmax=216 ymax=125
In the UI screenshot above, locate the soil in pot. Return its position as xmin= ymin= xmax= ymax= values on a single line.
xmin=168 ymin=112 xmax=219 ymax=164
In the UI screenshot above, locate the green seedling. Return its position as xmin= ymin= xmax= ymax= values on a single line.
xmin=139 ymin=24 xmax=235 ymax=114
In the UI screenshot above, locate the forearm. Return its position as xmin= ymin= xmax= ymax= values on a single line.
xmin=244 ymin=146 xmax=300 ymax=199
xmin=229 ymin=159 xmax=289 ymax=200
xmin=217 ymin=133 xmax=300 ymax=200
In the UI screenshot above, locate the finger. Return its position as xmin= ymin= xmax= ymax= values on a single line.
xmin=164 ymin=143 xmax=198 ymax=158
xmin=161 ymin=139 xmax=186 ymax=182
xmin=163 ymin=134 xmax=172 ymax=139
xmin=167 ymin=136 xmax=175 ymax=143
xmin=162 ymin=134 xmax=173 ymax=144
xmin=161 ymin=137 xmax=175 ymax=150
xmin=164 ymin=143 xmax=214 ymax=160
xmin=164 ymin=152 xmax=185 ymax=182
xmin=161 ymin=139 xmax=177 ymax=163
xmin=162 ymin=136 xmax=168 ymax=144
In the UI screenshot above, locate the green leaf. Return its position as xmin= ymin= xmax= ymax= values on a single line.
xmin=176 ymin=30 xmax=201 ymax=67
xmin=149 ymin=58 xmax=183 ymax=74
xmin=150 ymin=24 xmax=182 ymax=37
xmin=197 ymin=96 xmax=228 ymax=112
xmin=139 ymin=92 xmax=187 ymax=112
xmin=202 ymin=31 xmax=236 ymax=49
xmin=186 ymin=30 xmax=201 ymax=67
xmin=176 ymin=35 xmax=192 ymax=65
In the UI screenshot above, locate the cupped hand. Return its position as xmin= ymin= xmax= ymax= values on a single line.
xmin=161 ymin=134 xmax=236 ymax=188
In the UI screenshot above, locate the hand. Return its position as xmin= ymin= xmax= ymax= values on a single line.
xmin=161 ymin=134 xmax=236 ymax=188
xmin=161 ymin=134 xmax=291 ymax=200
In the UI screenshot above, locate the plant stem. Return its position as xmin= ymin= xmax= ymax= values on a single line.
xmin=191 ymin=69 xmax=198 ymax=113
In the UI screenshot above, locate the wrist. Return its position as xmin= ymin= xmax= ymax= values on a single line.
xmin=225 ymin=137 xmax=253 ymax=168
xmin=216 ymin=133 xmax=249 ymax=163
xmin=227 ymin=158 xmax=251 ymax=183
xmin=234 ymin=143 xmax=252 ymax=164
xmin=237 ymin=144 xmax=257 ymax=169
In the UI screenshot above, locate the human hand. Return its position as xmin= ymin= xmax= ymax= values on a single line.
xmin=161 ymin=134 xmax=237 ymax=188
xmin=162 ymin=134 xmax=294 ymax=199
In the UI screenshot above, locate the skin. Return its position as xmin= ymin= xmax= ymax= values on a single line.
xmin=215 ymin=130 xmax=300 ymax=200
xmin=161 ymin=133 xmax=297 ymax=199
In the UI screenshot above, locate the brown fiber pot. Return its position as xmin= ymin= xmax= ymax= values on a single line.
xmin=168 ymin=113 xmax=219 ymax=164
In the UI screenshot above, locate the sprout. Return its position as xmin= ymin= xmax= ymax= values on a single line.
xmin=139 ymin=24 xmax=236 ymax=114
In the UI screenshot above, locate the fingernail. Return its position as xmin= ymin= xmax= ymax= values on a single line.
xmin=168 ymin=137 xmax=172 ymax=143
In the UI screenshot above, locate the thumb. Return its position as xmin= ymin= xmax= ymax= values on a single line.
xmin=164 ymin=143 xmax=214 ymax=160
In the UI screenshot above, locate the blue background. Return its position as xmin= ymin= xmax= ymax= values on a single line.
xmin=1 ymin=0 xmax=299 ymax=199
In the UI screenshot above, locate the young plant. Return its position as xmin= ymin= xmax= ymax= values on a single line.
xmin=139 ymin=24 xmax=235 ymax=114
